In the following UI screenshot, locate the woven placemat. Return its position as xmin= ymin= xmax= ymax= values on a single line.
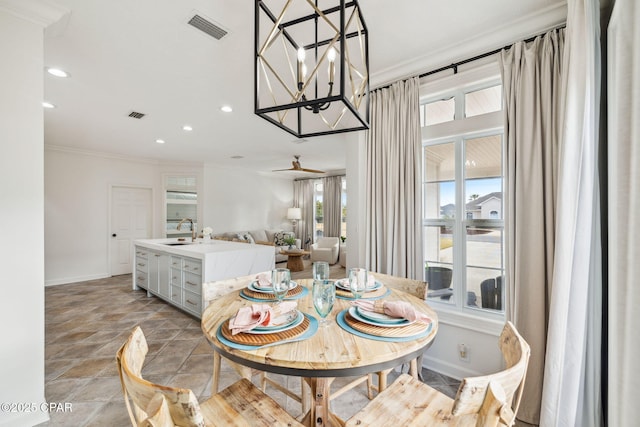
xmin=242 ymin=284 xmax=304 ymax=300
xmin=220 ymin=315 xmax=310 ymax=346
xmin=344 ymin=311 xmax=430 ymax=338
xmin=336 ymin=285 xmax=388 ymax=299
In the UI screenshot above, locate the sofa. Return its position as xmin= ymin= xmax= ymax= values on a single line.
xmin=213 ymin=229 xmax=301 ymax=263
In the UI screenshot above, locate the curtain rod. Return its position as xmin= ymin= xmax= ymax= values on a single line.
xmin=373 ymin=25 xmax=566 ymax=92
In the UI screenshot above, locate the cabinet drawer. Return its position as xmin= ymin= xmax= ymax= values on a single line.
xmin=170 ymin=268 xmax=182 ymax=286
xmin=135 ymin=271 xmax=148 ymax=289
xmin=170 ymin=285 xmax=182 ymax=304
xmin=135 ymin=249 xmax=148 ymax=259
xmin=169 ymin=256 xmax=182 ymax=269
xmin=183 ymin=258 xmax=201 ymax=274
xmin=135 ymin=257 xmax=148 ymax=271
xmin=182 ymin=290 xmax=202 ymax=315
xmin=183 ymin=272 xmax=202 ymax=295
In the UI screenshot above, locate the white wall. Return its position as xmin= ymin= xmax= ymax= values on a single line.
xmin=44 ymin=147 xmax=204 ymax=285
xmin=0 ymin=4 xmax=60 ymax=425
xmin=201 ymin=164 xmax=294 ymax=234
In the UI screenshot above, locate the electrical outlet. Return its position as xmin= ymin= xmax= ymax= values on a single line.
xmin=458 ymin=343 xmax=470 ymax=362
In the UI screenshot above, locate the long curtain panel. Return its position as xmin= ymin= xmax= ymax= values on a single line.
xmin=540 ymin=0 xmax=602 ymax=425
xmin=500 ymin=29 xmax=564 ymax=425
xmin=607 ymin=0 xmax=640 ymax=424
xmin=365 ymin=77 xmax=423 ymax=279
xmin=293 ymin=179 xmax=315 ymax=249
xmin=322 ymin=175 xmax=343 ymax=238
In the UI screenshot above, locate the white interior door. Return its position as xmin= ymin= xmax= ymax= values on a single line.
xmin=110 ymin=186 xmax=152 ymax=275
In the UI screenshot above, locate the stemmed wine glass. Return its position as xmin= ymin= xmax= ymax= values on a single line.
xmin=271 ymin=268 xmax=291 ymax=304
xmin=348 ymin=268 xmax=368 ymax=300
xmin=312 ymin=261 xmax=330 ymax=280
xmin=312 ymin=279 xmax=336 ymax=326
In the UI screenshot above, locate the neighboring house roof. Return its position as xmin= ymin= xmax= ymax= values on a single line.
xmin=466 ymin=192 xmax=502 ymax=209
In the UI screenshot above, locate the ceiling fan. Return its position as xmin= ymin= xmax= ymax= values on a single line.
xmin=273 ymin=155 xmax=325 ymax=174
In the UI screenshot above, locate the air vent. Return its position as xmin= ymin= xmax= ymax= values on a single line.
xmin=188 ymin=14 xmax=228 ymax=40
xmin=128 ymin=111 xmax=145 ymax=119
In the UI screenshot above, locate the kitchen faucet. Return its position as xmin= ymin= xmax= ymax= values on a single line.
xmin=177 ymin=218 xmax=196 ymax=242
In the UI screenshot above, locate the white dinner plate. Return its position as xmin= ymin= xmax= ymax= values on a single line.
xmin=335 ymin=278 xmax=382 ymax=292
xmin=356 ymin=307 xmax=408 ymax=324
xmin=348 ymin=307 xmax=414 ymax=328
xmin=248 ymin=280 xmax=298 ymax=294
xmin=243 ymin=310 xmax=304 ymax=334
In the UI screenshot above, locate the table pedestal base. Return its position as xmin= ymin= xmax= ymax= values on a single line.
xmin=300 ymin=377 xmax=345 ymax=427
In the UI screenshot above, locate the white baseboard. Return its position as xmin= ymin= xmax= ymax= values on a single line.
xmin=421 ymin=354 xmax=483 ymax=382
xmin=45 ymin=273 xmax=110 ymax=286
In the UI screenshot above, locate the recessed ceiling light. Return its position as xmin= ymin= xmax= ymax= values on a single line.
xmin=230 ymin=155 xmax=244 ymax=159
xmin=220 ymin=105 xmax=233 ymax=113
xmin=183 ymin=125 xmax=193 ymax=131
xmin=155 ymin=139 xmax=165 ymax=144
xmin=46 ymin=67 xmax=69 ymax=78
xmin=42 ymin=101 xmax=56 ymax=109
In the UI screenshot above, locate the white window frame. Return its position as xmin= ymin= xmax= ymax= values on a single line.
xmin=420 ymin=62 xmax=506 ymax=332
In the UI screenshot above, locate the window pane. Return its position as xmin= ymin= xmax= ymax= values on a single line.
xmin=465 ymin=85 xmax=502 ymax=117
xmin=423 ymin=98 xmax=455 ymax=125
xmin=465 ymin=226 xmax=503 ymax=311
xmin=424 ymin=142 xmax=455 ymax=219
xmin=424 ymin=225 xmax=454 ymax=304
xmin=465 ymin=135 xmax=503 ymax=219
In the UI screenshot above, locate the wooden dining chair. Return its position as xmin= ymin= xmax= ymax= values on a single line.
xmin=116 ymin=326 xmax=303 ymax=427
xmin=330 ymin=272 xmax=429 ymax=402
xmin=202 ymin=273 xmax=308 ymax=412
xmin=345 ymin=321 xmax=530 ymax=427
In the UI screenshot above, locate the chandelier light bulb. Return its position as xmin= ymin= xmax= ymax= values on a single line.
xmin=297 ymin=47 xmax=306 ymax=62
xmin=327 ymin=47 xmax=336 ymax=62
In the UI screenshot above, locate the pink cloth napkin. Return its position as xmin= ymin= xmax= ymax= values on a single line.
xmin=351 ymin=300 xmax=432 ymax=323
xmin=229 ymin=301 xmax=297 ymax=335
xmin=255 ymin=273 xmax=272 ymax=289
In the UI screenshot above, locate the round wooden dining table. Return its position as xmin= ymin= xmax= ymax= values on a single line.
xmin=201 ymin=278 xmax=438 ymax=427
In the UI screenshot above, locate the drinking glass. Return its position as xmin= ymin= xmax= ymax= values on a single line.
xmin=348 ymin=268 xmax=368 ymax=300
xmin=312 ymin=261 xmax=330 ymax=280
xmin=312 ymin=279 xmax=336 ymax=325
xmin=271 ymin=268 xmax=291 ymax=303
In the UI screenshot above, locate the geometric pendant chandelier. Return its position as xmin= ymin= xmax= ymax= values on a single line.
xmin=254 ymin=0 xmax=369 ymax=138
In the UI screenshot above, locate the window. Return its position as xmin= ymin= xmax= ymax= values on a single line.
xmin=313 ymin=177 xmax=348 ymax=242
xmin=421 ymin=65 xmax=505 ymax=315
xmin=314 ymin=182 xmax=324 ymax=240
xmin=165 ymin=175 xmax=198 ymax=238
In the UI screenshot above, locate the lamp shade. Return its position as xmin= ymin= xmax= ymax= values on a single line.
xmin=287 ymin=207 xmax=302 ymax=220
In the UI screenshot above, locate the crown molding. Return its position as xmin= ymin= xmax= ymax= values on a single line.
xmin=0 ymin=0 xmax=69 ymax=27
xmin=371 ymin=2 xmax=568 ymax=88
xmin=45 ymin=144 xmax=203 ymax=168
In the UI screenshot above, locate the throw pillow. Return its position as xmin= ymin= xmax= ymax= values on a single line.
xmin=243 ymin=233 xmax=255 ymax=244
xmin=249 ymin=229 xmax=268 ymax=242
xmin=274 ymin=231 xmax=295 ymax=246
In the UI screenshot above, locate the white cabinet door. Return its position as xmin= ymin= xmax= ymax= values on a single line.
xmin=147 ymin=251 xmax=160 ymax=293
xmin=158 ymin=254 xmax=170 ymax=298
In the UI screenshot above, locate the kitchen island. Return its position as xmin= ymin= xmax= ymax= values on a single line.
xmin=133 ymin=238 xmax=275 ymax=318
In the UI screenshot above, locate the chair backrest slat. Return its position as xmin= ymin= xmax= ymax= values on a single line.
xmin=370 ymin=272 xmax=428 ymax=299
xmin=118 ymin=326 xmax=206 ymax=427
xmin=451 ymin=321 xmax=530 ymax=423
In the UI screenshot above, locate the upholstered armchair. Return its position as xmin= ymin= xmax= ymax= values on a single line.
xmin=310 ymin=237 xmax=340 ymax=264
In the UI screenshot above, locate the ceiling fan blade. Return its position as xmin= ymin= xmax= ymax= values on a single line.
xmin=272 ymin=168 xmax=295 ymax=172
xmin=300 ymin=168 xmax=325 ymax=174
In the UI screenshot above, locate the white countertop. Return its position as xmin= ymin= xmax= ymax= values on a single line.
xmin=134 ymin=238 xmax=269 ymax=259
